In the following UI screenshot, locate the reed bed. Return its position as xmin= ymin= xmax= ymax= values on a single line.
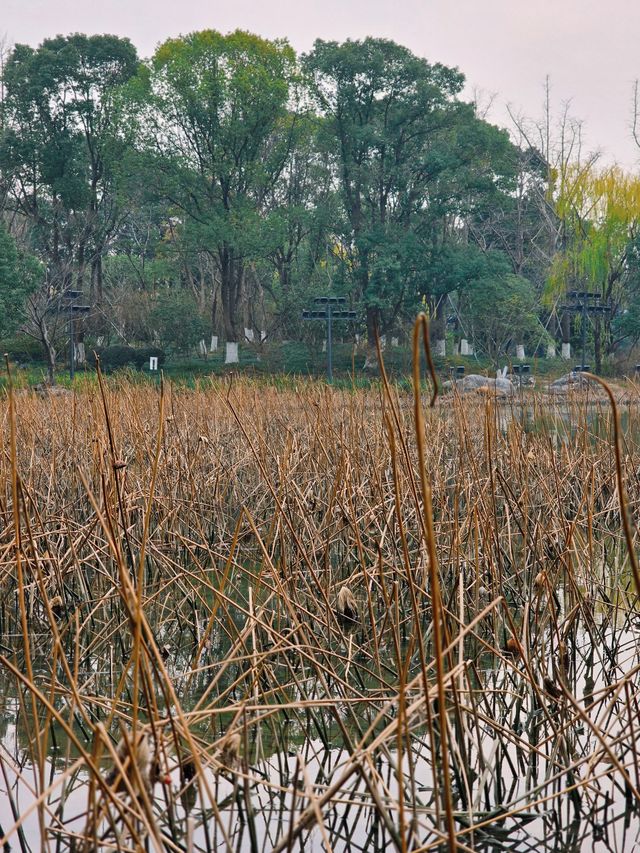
xmin=1 ymin=344 xmax=640 ymax=851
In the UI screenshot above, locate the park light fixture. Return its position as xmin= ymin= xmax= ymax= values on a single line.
xmin=302 ymin=297 xmax=357 ymax=383
xmin=560 ymin=290 xmax=611 ymax=373
xmin=61 ymin=289 xmax=90 ymax=380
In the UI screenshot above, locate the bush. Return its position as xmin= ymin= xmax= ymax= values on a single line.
xmin=137 ymin=347 xmax=166 ymax=370
xmin=150 ymin=290 xmax=207 ymax=354
xmin=0 ymin=335 xmax=44 ymax=363
xmin=89 ymin=345 xmax=166 ymax=371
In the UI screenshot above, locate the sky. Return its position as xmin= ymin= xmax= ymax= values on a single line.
xmin=3 ymin=0 xmax=640 ymax=168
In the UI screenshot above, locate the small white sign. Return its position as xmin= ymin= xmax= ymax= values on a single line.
xmin=149 ymin=356 xmax=158 ymax=371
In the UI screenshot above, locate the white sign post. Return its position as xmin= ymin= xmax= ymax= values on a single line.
xmin=149 ymin=356 xmax=158 ymax=371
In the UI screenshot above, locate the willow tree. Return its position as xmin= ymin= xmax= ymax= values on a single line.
xmin=549 ymin=165 xmax=640 ymax=370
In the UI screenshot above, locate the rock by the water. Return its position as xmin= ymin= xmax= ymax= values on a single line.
xmin=547 ymin=372 xmax=592 ymax=392
xmin=443 ymin=374 xmax=515 ymax=396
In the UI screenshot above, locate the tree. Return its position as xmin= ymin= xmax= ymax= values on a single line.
xmin=258 ymin=114 xmax=338 ymax=337
xmin=150 ymin=289 xmax=207 ymax=354
xmin=304 ymin=37 xmax=517 ymax=361
xmin=465 ymin=254 xmax=541 ymax=365
xmin=0 ymin=34 xmax=139 ymax=304
xmin=125 ymin=30 xmax=299 ymax=342
xmin=0 ymin=222 xmax=40 ymax=337
xmin=549 ymin=165 xmax=640 ymax=371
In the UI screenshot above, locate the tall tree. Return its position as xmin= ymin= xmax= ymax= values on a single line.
xmin=549 ymin=164 xmax=640 ymax=370
xmin=0 ymin=34 xmax=139 ymax=305
xmin=304 ymin=37 xmax=515 ymax=359
xmin=0 ymin=222 xmax=40 ymax=337
xmin=126 ymin=30 xmax=299 ymax=341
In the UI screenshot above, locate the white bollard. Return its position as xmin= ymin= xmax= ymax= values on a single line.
xmin=460 ymin=339 xmax=469 ymax=356
xmin=516 ymin=344 xmax=525 ymax=360
xmin=434 ymin=339 xmax=446 ymax=356
xmin=225 ymin=342 xmax=239 ymax=364
xmin=561 ymin=343 xmax=571 ymax=359
xmin=210 ymin=335 xmax=218 ymax=352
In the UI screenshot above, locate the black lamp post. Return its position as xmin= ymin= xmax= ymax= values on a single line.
xmin=61 ymin=290 xmax=90 ymax=380
xmin=560 ymin=290 xmax=611 ymax=373
xmin=302 ymin=297 xmax=357 ymax=383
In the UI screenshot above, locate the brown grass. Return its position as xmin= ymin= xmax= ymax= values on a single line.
xmin=0 ymin=334 xmax=640 ymax=850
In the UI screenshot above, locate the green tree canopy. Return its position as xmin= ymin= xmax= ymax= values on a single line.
xmin=123 ymin=29 xmax=299 ymax=341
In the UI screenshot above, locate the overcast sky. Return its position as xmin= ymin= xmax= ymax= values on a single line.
xmin=4 ymin=0 xmax=640 ymax=167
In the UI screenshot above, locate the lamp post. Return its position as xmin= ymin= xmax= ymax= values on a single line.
xmin=560 ymin=290 xmax=611 ymax=373
xmin=61 ymin=290 xmax=90 ymax=380
xmin=302 ymin=297 xmax=357 ymax=383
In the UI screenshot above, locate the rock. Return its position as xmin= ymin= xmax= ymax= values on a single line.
xmin=444 ymin=374 xmax=515 ymax=397
xmin=545 ymin=372 xmax=599 ymax=394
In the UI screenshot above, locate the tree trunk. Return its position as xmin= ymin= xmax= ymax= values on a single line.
xmin=91 ymin=254 xmax=103 ymax=304
xmin=219 ymin=246 xmax=243 ymax=341
xmin=561 ymin=311 xmax=571 ymax=359
xmin=594 ymin=317 xmax=602 ymax=374
xmin=430 ymin=296 xmax=447 ymax=355
xmin=41 ymin=322 xmax=57 ymax=386
xmin=363 ymin=305 xmax=380 ymax=370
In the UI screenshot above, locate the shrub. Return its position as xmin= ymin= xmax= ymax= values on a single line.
xmin=0 ymin=335 xmax=44 ymax=363
xmin=89 ymin=345 xmax=167 ymax=371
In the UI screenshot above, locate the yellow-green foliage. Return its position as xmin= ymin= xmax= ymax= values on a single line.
xmin=546 ymin=164 xmax=640 ymax=305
